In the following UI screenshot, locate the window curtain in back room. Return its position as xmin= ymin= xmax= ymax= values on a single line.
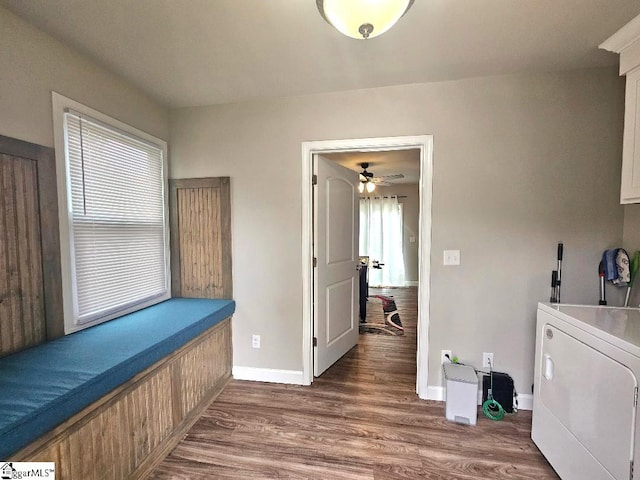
xmin=64 ymin=111 xmax=168 ymax=325
xmin=359 ymin=196 xmax=405 ymax=287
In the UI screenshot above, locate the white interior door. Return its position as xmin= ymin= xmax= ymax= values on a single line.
xmin=314 ymin=155 xmax=359 ymax=377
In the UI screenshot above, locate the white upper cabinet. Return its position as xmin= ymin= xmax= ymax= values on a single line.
xmin=620 ymin=69 xmax=640 ymax=203
xmin=601 ymin=14 xmax=640 ymax=204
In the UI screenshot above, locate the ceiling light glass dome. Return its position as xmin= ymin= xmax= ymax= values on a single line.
xmin=317 ymin=0 xmax=414 ymax=40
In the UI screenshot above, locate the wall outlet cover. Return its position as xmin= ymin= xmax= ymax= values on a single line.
xmin=441 ymin=349 xmax=452 ymax=364
xmin=482 ymin=352 xmax=494 ymax=369
xmin=443 ymin=250 xmax=460 ymax=266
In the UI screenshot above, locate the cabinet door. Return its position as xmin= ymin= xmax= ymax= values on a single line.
xmin=621 ymin=68 xmax=640 ymax=203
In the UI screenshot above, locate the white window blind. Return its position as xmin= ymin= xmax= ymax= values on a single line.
xmin=64 ymin=111 xmax=169 ymax=325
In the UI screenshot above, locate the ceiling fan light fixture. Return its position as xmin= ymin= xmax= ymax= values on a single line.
xmin=316 ymin=0 xmax=414 ymax=40
xmin=358 ymin=181 xmax=365 ymax=193
xmin=366 ymin=181 xmax=376 ymax=193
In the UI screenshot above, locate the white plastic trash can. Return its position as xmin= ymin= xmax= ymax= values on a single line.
xmin=443 ymin=363 xmax=478 ymax=425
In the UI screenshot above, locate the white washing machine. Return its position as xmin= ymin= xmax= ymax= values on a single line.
xmin=533 ymin=303 xmax=640 ymax=480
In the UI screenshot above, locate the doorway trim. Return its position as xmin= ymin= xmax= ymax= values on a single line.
xmin=301 ymin=135 xmax=433 ymax=398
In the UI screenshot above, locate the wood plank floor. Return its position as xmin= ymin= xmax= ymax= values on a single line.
xmin=151 ymin=287 xmax=558 ymax=479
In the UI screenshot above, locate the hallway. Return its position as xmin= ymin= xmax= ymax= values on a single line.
xmin=152 ymin=287 xmax=557 ymax=479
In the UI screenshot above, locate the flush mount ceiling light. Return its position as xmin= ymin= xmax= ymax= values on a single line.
xmin=316 ymin=0 xmax=414 ymax=40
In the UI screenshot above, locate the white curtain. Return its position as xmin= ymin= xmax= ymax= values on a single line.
xmin=359 ymin=196 xmax=405 ymax=287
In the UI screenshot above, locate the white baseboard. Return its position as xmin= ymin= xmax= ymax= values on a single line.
xmin=425 ymin=385 xmax=444 ymax=401
xmin=231 ymin=370 xmax=535 ymax=410
xmin=232 ymin=366 xmax=305 ymax=385
xmin=405 ymin=281 xmax=419 ymax=287
xmin=425 ymin=385 xmax=533 ymax=411
xmin=517 ymin=394 xmax=533 ymax=411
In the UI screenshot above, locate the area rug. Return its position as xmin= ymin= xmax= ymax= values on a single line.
xmin=360 ymin=295 xmax=404 ymax=336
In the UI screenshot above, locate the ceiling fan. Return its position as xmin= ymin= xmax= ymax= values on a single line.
xmin=358 ymin=162 xmax=404 ymax=193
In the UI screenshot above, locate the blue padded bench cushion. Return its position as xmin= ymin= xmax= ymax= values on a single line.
xmin=0 ymin=297 xmax=235 ymax=459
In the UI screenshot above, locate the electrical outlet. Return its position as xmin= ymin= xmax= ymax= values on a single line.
xmin=483 ymin=352 xmax=494 ymax=369
xmin=252 ymin=334 xmax=261 ymax=349
xmin=443 ymin=250 xmax=460 ymax=266
xmin=441 ymin=349 xmax=452 ymax=364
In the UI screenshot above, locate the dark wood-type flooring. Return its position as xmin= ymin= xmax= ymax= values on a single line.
xmin=151 ymin=287 xmax=558 ymax=479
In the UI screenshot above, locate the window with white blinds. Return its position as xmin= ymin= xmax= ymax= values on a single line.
xmin=59 ymin=106 xmax=170 ymax=330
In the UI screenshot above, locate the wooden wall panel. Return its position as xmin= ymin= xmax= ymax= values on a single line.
xmin=170 ymin=177 xmax=232 ymax=299
xmin=0 ymin=154 xmax=45 ymax=355
xmin=0 ymin=134 xmax=63 ymax=353
xmin=178 ymin=187 xmax=222 ymax=297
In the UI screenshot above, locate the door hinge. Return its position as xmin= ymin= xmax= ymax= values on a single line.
xmin=313 ymin=337 xmax=318 ymax=347
xmin=312 ymin=174 xmax=318 ymax=185
xmin=313 ymin=257 xmax=317 ymax=268
xmin=630 ymin=459 xmax=634 ymax=480
xmin=635 ymin=387 xmax=638 ymax=407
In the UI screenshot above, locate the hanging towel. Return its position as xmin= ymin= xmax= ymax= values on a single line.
xmin=603 ymin=249 xmax=631 ymax=286
xmin=616 ymin=249 xmax=631 ymax=286
xmin=603 ymin=249 xmax=618 ymax=282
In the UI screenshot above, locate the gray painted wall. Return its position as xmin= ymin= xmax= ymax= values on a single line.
xmin=365 ymin=184 xmax=420 ymax=283
xmin=0 ymin=6 xmax=169 ymax=147
xmin=2 ymin=1 xmax=631 ymax=398
xmin=170 ymin=68 xmax=626 ymax=394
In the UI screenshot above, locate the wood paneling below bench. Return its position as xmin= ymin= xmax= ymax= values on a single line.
xmin=13 ymin=318 xmax=232 ymax=479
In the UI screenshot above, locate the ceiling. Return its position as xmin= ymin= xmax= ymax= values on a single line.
xmin=324 ymin=149 xmax=421 ymax=185
xmin=2 ymin=0 xmax=640 ymax=109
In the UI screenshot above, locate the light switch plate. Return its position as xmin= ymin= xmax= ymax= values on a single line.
xmin=443 ymin=250 xmax=460 ymax=266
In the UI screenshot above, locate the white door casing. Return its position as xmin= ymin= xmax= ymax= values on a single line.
xmin=313 ymin=156 xmax=360 ymax=376
xmin=301 ymin=135 xmax=433 ymax=399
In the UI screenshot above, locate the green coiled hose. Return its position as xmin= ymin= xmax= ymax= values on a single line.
xmin=483 ymin=360 xmax=505 ymax=421
xmin=483 ymin=398 xmax=505 ymax=421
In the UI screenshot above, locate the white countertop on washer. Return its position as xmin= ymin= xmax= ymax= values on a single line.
xmin=538 ymin=302 xmax=640 ymax=355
